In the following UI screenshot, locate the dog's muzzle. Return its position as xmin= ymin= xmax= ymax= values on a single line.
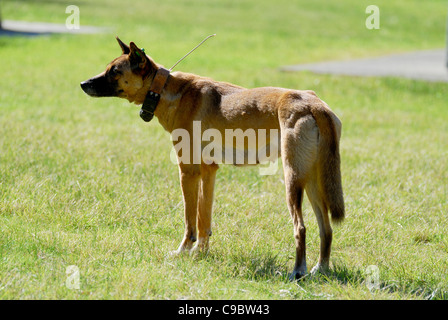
xmin=80 ymin=80 xmax=96 ymax=96
xmin=80 ymin=74 xmax=116 ymax=97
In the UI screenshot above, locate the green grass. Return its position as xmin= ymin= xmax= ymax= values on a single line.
xmin=1 ymin=0 xmax=447 ymax=299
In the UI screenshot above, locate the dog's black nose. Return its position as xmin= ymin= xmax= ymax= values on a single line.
xmin=80 ymin=80 xmax=94 ymax=95
xmin=80 ymin=81 xmax=89 ymax=91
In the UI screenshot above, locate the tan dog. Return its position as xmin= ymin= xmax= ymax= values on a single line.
xmin=81 ymin=37 xmax=345 ymax=279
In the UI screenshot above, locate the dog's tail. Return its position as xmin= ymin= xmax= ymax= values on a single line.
xmin=310 ymin=103 xmax=345 ymax=223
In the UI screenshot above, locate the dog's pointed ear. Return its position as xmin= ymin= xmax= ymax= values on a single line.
xmin=129 ymin=42 xmax=148 ymax=70
xmin=116 ymin=36 xmax=130 ymax=54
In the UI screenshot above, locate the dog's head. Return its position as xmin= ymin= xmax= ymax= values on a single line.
xmin=80 ymin=37 xmax=157 ymax=103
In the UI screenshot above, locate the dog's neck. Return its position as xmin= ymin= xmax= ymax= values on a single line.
xmin=152 ymin=71 xmax=187 ymax=132
xmin=135 ymin=68 xmax=215 ymax=133
xmin=139 ymin=67 xmax=171 ymax=122
xmin=152 ymin=71 xmax=202 ymax=133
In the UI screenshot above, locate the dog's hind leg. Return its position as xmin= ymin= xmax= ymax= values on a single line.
xmin=176 ymin=164 xmax=201 ymax=254
xmin=280 ymin=113 xmax=319 ymax=280
xmin=284 ymin=174 xmax=307 ymax=280
xmin=192 ymin=162 xmax=219 ymax=253
xmin=306 ymin=175 xmax=332 ymax=275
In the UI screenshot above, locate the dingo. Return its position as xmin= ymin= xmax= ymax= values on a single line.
xmin=81 ymin=37 xmax=345 ymax=279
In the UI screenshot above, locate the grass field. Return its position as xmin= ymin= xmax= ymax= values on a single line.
xmin=0 ymin=0 xmax=447 ymax=300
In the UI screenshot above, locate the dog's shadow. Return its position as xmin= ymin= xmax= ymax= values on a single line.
xmin=202 ymin=250 xmax=289 ymax=281
xmin=320 ymin=264 xmax=365 ymax=285
xmin=206 ymin=251 xmax=365 ymax=285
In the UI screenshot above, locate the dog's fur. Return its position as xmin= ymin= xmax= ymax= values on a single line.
xmin=81 ymin=38 xmax=345 ymax=279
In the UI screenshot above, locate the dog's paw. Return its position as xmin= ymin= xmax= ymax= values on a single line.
xmin=310 ymin=263 xmax=329 ymax=276
xmin=288 ymin=271 xmax=307 ymax=281
xmin=289 ymin=266 xmax=308 ymax=281
xmin=168 ymin=247 xmax=190 ymax=257
xmin=190 ymin=237 xmax=209 ymax=255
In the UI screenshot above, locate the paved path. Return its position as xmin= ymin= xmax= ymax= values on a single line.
xmin=0 ymin=20 xmax=109 ymax=36
xmin=281 ymin=49 xmax=448 ymax=82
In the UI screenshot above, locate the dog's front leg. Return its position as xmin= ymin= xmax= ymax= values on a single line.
xmin=176 ymin=164 xmax=201 ymax=254
xmin=192 ymin=163 xmax=218 ymax=254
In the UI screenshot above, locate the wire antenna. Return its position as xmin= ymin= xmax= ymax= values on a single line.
xmin=169 ymin=34 xmax=216 ymax=71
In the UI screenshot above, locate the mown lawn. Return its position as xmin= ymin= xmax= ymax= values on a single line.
xmin=0 ymin=0 xmax=447 ymax=299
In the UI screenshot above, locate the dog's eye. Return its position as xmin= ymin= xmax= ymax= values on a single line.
xmin=109 ymin=66 xmax=121 ymax=76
